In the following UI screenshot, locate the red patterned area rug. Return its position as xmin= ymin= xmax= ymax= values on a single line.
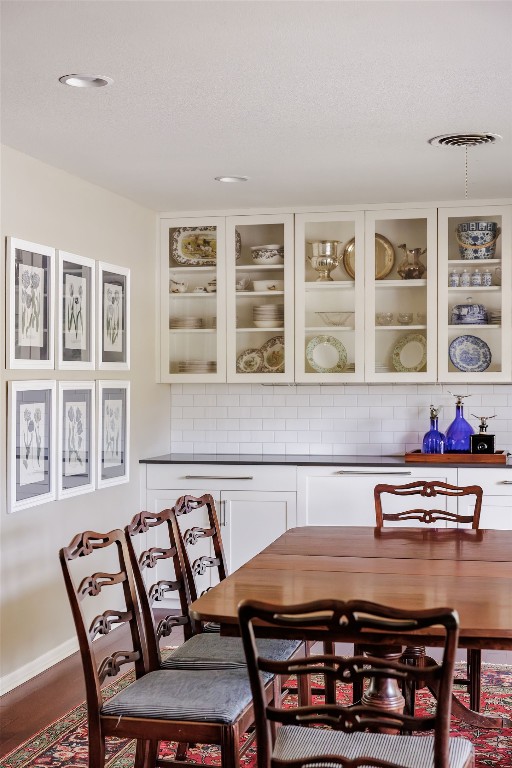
xmin=1 ymin=664 xmax=510 ymax=768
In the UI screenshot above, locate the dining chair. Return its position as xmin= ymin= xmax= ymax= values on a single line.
xmin=125 ymin=508 xmax=301 ymax=676
xmin=172 ymin=493 xmax=312 ymax=704
xmin=59 ymin=527 xmax=267 ymax=768
xmin=366 ymin=479 xmax=483 ymax=714
xmin=238 ymin=597 xmax=475 ymax=768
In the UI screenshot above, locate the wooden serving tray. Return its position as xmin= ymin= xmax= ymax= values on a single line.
xmin=405 ymin=450 xmax=508 ymax=465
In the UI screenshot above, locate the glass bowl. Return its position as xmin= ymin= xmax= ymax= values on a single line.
xmin=316 ymin=312 xmax=354 ymax=326
xmin=376 ymin=312 xmax=394 ymax=326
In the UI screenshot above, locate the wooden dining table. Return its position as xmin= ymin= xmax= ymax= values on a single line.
xmin=190 ymin=525 xmax=512 ymax=729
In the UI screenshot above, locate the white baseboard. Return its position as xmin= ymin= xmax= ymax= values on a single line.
xmin=0 ymin=637 xmax=78 ymax=696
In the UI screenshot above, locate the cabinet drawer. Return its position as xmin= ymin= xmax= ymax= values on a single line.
xmin=458 ymin=468 xmax=512 ymax=497
xmin=146 ymin=463 xmax=297 ymax=492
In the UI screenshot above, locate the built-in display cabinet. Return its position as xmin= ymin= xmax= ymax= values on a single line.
xmin=159 ymin=201 xmax=511 ymax=383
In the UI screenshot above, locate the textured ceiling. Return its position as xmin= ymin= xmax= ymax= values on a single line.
xmin=1 ymin=0 xmax=511 ymax=212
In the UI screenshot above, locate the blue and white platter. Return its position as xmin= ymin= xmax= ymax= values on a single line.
xmin=448 ymin=334 xmax=491 ymax=373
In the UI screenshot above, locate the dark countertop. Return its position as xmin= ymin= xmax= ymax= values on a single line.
xmin=139 ymin=453 xmax=511 ymax=467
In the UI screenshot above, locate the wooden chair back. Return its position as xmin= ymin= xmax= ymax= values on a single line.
xmin=125 ymin=509 xmax=194 ymax=669
xmin=238 ymin=598 xmax=460 ymax=768
xmin=173 ymin=493 xmax=228 ymax=605
xmin=59 ymin=529 xmax=148 ymax=739
xmin=374 ymin=480 xmax=482 ymax=528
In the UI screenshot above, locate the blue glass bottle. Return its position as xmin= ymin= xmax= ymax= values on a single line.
xmin=445 ymin=395 xmax=474 ymax=452
xmin=422 ymin=405 xmax=446 ymax=454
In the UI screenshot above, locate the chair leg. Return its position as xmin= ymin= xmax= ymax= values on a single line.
xmin=134 ymin=739 xmax=157 ymax=768
xmin=174 ymin=742 xmax=189 ymax=761
xmin=468 ymin=648 xmax=482 ymax=712
xmin=88 ymin=731 xmax=106 ymax=768
xmin=323 ymin=640 xmax=337 ymax=704
xmin=220 ymin=724 xmax=240 ymax=768
xmin=352 ymin=644 xmax=364 ymax=704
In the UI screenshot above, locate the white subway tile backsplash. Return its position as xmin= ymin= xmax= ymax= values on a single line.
xmin=168 ymin=384 xmax=512 ymax=456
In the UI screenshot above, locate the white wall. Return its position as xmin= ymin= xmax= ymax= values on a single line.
xmin=0 ymin=146 xmax=169 ymax=693
xmin=169 ymin=382 xmax=512 ymax=456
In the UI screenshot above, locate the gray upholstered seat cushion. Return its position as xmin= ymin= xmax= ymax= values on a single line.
xmin=162 ymin=633 xmax=301 ymax=670
xmin=101 ymin=668 xmax=253 ymax=724
xmin=273 ymin=726 xmax=474 ymax=768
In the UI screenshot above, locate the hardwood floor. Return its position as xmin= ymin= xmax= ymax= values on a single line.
xmin=0 ymin=617 xmax=185 ymax=758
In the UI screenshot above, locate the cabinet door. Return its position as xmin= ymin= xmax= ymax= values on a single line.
xmin=457 ymin=467 xmax=512 ymax=529
xmin=294 ymin=211 xmax=365 ymax=382
xmin=226 ymin=214 xmax=294 ymax=382
xmin=438 ymin=205 xmax=512 ymax=382
xmin=220 ymin=490 xmax=296 ymax=573
xmin=160 ymin=216 xmax=227 ymax=382
xmin=146 ymin=489 xmax=215 ymax=596
xmin=297 ymin=466 xmax=459 ymax=527
xmin=364 ymin=209 xmax=437 ymax=382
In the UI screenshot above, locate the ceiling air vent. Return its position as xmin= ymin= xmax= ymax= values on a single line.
xmin=428 ymin=133 xmax=502 ymax=147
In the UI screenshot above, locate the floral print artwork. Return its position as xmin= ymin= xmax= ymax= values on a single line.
xmin=64 ymin=274 xmax=86 ymax=350
xmin=18 ymin=264 xmax=44 ymax=347
xmin=103 ymin=398 xmax=122 ymax=468
xmin=103 ymin=281 xmax=123 ymax=353
xmin=19 ymin=402 xmax=45 ymax=486
xmin=64 ymin=400 xmax=87 ymax=476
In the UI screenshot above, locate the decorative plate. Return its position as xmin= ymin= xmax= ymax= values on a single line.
xmin=449 ymin=334 xmax=491 ymax=372
xmin=236 ymin=347 xmax=264 ymax=374
xmin=171 ymin=227 xmax=241 ymax=266
xmin=260 ymin=335 xmax=285 ymax=373
xmin=306 ymin=335 xmax=348 ymax=373
xmin=342 ymin=233 xmax=395 ymax=280
xmin=392 ymin=333 xmax=427 ymax=372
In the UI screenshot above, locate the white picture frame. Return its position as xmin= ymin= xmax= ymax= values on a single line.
xmin=57 ymin=382 xmax=95 ymax=499
xmin=6 ymin=237 xmax=55 ymax=369
xmin=97 ymin=380 xmax=130 ymax=488
xmin=57 ymin=251 xmax=95 ymax=369
xmin=8 ymin=380 xmax=57 ymax=513
xmin=97 ymin=262 xmax=130 ymax=370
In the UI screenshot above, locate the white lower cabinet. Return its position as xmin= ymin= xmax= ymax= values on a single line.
xmin=458 ymin=468 xmax=512 ymax=529
xmin=143 ymin=464 xmax=297 ymax=593
xmin=297 ymin=465 xmax=460 ymax=527
xmin=142 ymin=463 xmax=512 ymax=602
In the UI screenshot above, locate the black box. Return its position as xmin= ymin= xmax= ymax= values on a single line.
xmin=470 ymin=433 xmax=495 ymax=454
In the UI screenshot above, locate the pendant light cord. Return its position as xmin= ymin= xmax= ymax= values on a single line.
xmin=465 ymin=144 xmax=468 ymax=199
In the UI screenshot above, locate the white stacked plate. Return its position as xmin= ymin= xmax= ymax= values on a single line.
xmin=169 ymin=316 xmax=203 ymax=329
xmin=177 ymin=360 xmax=216 ymax=373
xmin=489 ymin=311 xmax=502 ymax=324
xmin=252 ymin=304 xmax=284 ymax=328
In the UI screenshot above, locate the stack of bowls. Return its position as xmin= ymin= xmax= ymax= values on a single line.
xmin=252 ymin=304 xmax=284 ymax=328
xmin=456 ymin=221 xmax=500 ymax=259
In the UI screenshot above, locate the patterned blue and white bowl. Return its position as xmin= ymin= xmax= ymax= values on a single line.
xmin=456 ymin=221 xmax=500 ymax=259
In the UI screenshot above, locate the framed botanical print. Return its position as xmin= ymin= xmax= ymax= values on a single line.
xmin=97 ymin=262 xmax=130 ymax=370
xmin=6 ymin=237 xmax=55 ymax=369
xmin=8 ymin=380 xmax=56 ymax=513
xmin=97 ymin=381 xmax=130 ymax=488
xmin=57 ymin=382 xmax=95 ymax=498
xmin=57 ymin=251 xmax=95 ymax=369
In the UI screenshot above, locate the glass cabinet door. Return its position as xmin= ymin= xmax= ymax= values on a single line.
xmin=364 ymin=209 xmax=437 ymax=381
xmin=437 ymin=204 xmax=511 ymax=382
xmin=295 ymin=211 xmax=365 ymax=382
xmin=226 ymin=214 xmax=294 ymax=382
xmin=160 ymin=217 xmax=226 ymax=382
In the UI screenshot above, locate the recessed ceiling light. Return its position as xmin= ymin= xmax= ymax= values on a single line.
xmin=214 ymin=176 xmax=249 ymax=183
xmin=59 ymin=74 xmax=113 ymax=88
